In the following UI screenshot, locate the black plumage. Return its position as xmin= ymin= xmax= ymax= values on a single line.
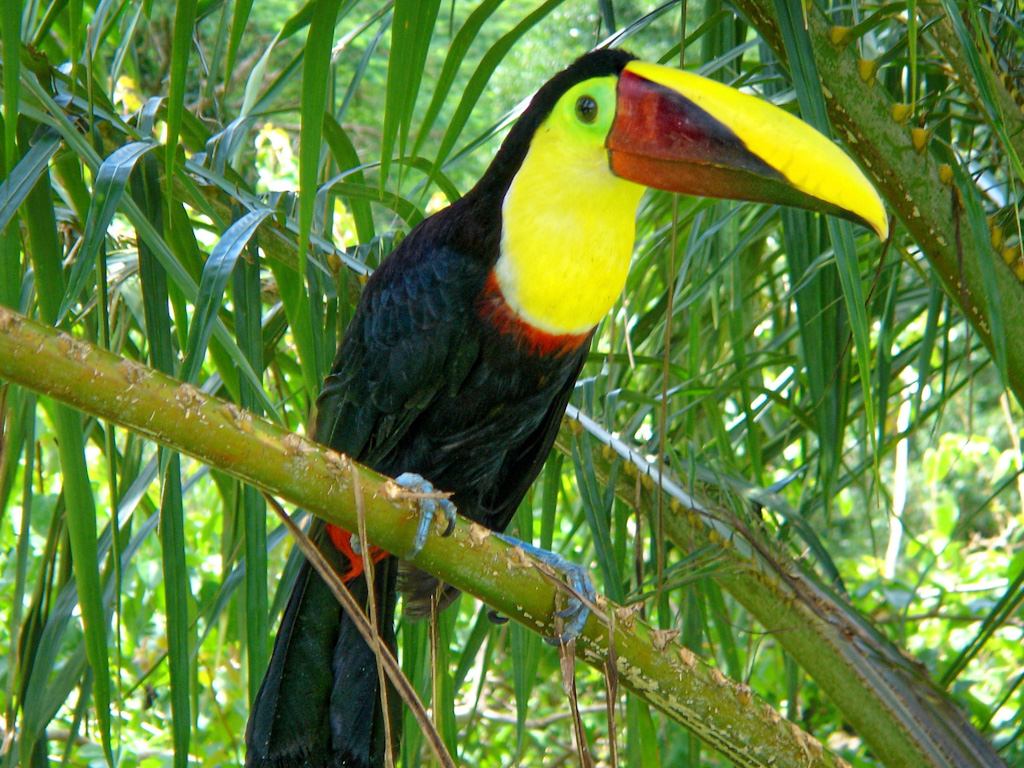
xmin=246 ymin=49 xmax=636 ymax=768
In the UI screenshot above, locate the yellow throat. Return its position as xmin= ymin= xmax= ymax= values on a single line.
xmin=494 ymin=77 xmax=645 ymax=337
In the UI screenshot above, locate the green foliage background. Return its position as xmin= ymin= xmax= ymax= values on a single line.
xmin=1 ymin=0 xmax=1022 ymax=766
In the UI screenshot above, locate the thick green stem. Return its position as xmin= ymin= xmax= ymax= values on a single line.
xmin=553 ymin=425 xmax=1004 ymax=768
xmin=0 ymin=305 xmax=846 ymax=768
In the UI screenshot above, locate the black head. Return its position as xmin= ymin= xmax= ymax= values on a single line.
xmin=471 ymin=49 xmax=638 ymax=198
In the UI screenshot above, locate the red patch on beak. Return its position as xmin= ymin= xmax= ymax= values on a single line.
xmin=607 ymin=69 xmax=786 ymax=202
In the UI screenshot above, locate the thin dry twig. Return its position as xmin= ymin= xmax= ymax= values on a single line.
xmin=353 ymin=468 xmax=396 ymax=768
xmin=263 ymin=494 xmax=455 ymax=768
xmin=558 ymin=639 xmax=594 ymax=768
xmin=604 ymin=607 xmax=619 ymax=768
xmin=430 ymin=593 xmax=443 ymax=747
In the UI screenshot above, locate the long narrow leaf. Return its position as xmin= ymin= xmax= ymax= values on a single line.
xmin=180 ymin=208 xmax=273 ymax=384
xmin=293 ymin=0 xmax=344 ymax=392
xmin=164 ymin=0 xmax=199 ymax=220
xmin=412 ymin=0 xmax=504 ymax=158
xmin=58 ymin=140 xmax=159 ymax=324
xmin=0 ymin=132 xmax=60 ymax=234
xmin=430 ymin=0 xmax=564 ymax=176
xmin=380 ymin=0 xmax=440 ymax=187
xmin=0 ymin=0 xmax=21 ymax=171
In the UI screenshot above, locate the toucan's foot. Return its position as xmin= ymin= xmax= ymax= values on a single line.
xmin=494 ymin=533 xmax=594 ymax=644
xmin=325 ymin=524 xmax=388 ymax=582
xmin=394 ymin=472 xmax=457 ymax=559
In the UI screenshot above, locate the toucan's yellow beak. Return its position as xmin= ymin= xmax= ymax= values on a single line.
xmin=608 ymin=61 xmax=888 ymax=240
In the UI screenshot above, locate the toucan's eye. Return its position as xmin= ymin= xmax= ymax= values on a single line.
xmin=575 ymin=96 xmax=598 ymax=124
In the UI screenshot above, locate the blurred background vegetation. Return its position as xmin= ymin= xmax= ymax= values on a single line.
xmin=1 ymin=0 xmax=1023 ymax=766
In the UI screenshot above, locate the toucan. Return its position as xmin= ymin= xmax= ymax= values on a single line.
xmin=245 ymin=48 xmax=886 ymax=768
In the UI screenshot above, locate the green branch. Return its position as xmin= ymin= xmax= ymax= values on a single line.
xmin=555 ymin=343 xmax=1006 ymax=768
xmin=0 ymin=305 xmax=845 ymax=768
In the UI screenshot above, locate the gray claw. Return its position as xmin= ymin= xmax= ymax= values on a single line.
xmin=394 ymin=472 xmax=457 ymax=558
xmin=494 ymin=533 xmax=594 ymax=644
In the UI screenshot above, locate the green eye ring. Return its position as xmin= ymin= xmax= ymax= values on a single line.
xmin=575 ymin=95 xmax=598 ymax=124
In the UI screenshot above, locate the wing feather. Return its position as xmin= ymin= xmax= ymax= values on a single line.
xmin=313 ymin=236 xmax=485 ymax=468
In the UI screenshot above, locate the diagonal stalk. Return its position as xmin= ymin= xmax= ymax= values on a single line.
xmin=554 ymin=412 xmax=1004 ymax=768
xmin=0 ymin=304 xmax=851 ymax=768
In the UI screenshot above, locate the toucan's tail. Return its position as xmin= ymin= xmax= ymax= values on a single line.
xmin=245 ymin=529 xmax=400 ymax=768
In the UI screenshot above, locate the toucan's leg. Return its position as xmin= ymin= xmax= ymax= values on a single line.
xmin=494 ymin=533 xmax=595 ymax=644
xmin=394 ymin=472 xmax=458 ymax=557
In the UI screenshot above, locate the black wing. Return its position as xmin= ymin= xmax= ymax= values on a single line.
xmin=313 ymin=230 xmax=485 ymax=470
